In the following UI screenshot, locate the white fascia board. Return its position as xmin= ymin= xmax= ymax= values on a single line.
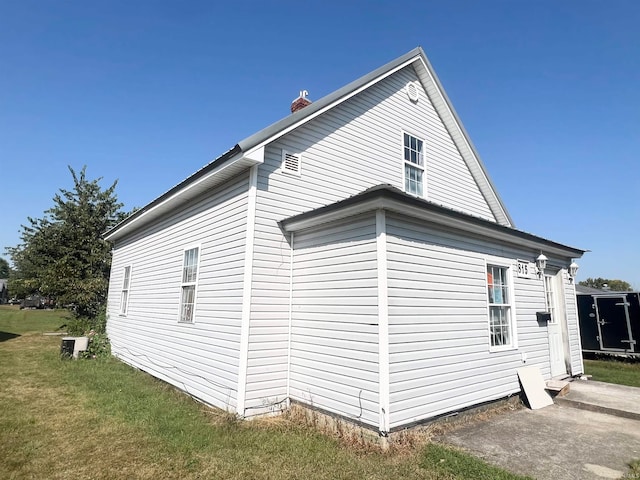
xmin=382 ymin=199 xmax=576 ymax=258
xmin=283 ymin=196 xmax=580 ymax=259
xmin=281 ymin=197 xmax=386 ymax=232
xmin=243 ymin=145 xmax=265 ymax=163
xmin=104 ymin=149 xmax=264 ymax=242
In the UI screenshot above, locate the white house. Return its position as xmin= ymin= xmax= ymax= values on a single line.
xmin=104 ymin=47 xmax=585 ymax=435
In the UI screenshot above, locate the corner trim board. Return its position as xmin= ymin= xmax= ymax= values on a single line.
xmin=286 ymin=232 xmax=294 ymax=404
xmin=236 ymin=165 xmax=258 ymax=415
xmin=376 ymin=209 xmax=390 ymax=435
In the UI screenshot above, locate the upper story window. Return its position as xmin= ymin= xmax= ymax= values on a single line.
xmin=120 ymin=265 xmax=131 ymax=315
xmin=487 ymin=264 xmax=515 ymax=349
xmin=179 ymin=247 xmax=199 ymax=323
xmin=403 ymin=132 xmax=424 ymax=197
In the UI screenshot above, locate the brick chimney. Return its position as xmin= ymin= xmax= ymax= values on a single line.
xmin=291 ymin=90 xmax=311 ymax=113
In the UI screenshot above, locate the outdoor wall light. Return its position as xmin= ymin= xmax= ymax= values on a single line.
xmin=568 ymin=262 xmax=579 ymax=282
xmin=536 ymin=253 xmax=548 ymax=277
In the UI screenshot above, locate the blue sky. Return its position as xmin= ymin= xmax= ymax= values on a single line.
xmin=1 ymin=1 xmax=639 ymax=288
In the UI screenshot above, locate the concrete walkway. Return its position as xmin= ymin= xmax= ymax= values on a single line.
xmin=556 ymin=380 xmax=640 ymax=421
xmin=441 ymin=380 xmax=640 ymax=480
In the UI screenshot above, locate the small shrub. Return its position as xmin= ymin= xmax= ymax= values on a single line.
xmin=66 ymin=305 xmax=111 ymax=359
xmin=66 ymin=317 xmax=92 ymax=336
xmin=81 ymin=331 xmax=111 ymax=359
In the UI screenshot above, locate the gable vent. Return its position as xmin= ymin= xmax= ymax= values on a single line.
xmin=406 ymin=81 xmax=419 ymax=102
xmin=282 ymin=150 xmax=301 ymax=175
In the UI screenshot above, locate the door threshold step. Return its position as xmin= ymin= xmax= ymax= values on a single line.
xmin=546 ymin=379 xmax=571 ymax=397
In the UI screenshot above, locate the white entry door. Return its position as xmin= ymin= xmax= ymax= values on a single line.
xmin=545 ymin=274 xmax=567 ymax=378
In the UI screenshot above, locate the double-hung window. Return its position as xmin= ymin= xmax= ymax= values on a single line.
xmin=179 ymin=247 xmax=199 ymax=323
xmin=487 ymin=265 xmax=514 ymax=349
xmin=403 ymin=132 xmax=425 ymax=196
xmin=120 ymin=266 xmax=131 ymax=315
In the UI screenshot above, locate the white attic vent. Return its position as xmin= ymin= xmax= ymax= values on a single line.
xmin=405 ymin=81 xmax=420 ymax=102
xmin=281 ymin=150 xmax=301 ymax=175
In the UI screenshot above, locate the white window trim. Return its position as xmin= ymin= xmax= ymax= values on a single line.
xmin=401 ymin=129 xmax=426 ymax=198
xmin=484 ymin=257 xmax=518 ymax=352
xmin=281 ymin=149 xmax=302 ymax=176
xmin=119 ymin=265 xmax=132 ymax=316
xmin=178 ymin=245 xmax=201 ymax=324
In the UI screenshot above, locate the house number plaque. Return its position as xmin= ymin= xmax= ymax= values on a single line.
xmin=516 ymin=260 xmax=537 ymax=279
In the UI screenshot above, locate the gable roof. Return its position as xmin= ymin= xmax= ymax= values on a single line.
xmin=105 ymin=47 xmax=513 ymax=242
xmin=280 ymin=184 xmax=584 ymax=260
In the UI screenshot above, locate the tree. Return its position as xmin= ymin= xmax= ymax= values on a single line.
xmin=7 ymin=166 xmax=126 ymax=319
xmin=578 ymin=277 xmax=633 ymax=291
xmin=0 ymin=258 xmax=9 ymax=278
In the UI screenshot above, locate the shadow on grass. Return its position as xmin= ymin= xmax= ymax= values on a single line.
xmin=0 ymin=331 xmax=21 ymax=342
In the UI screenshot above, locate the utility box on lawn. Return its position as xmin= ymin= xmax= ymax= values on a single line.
xmin=60 ymin=336 xmax=89 ymax=359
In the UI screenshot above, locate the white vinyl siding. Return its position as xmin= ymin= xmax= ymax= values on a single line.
xmin=120 ymin=265 xmax=131 ymax=315
xmin=106 ymin=174 xmax=249 ymax=412
xmin=384 ymin=213 xmax=543 ymax=429
xmin=289 ymin=215 xmax=379 ymax=427
xmin=243 ymin=64 xmax=497 ymax=412
xmin=179 ymin=247 xmax=199 ymax=323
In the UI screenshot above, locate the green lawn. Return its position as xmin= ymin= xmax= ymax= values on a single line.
xmin=584 ymin=358 xmax=640 ymax=388
xmin=0 ymin=307 xmax=532 ymax=479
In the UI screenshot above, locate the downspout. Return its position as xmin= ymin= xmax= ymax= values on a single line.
xmin=376 ymin=209 xmax=390 ymax=439
xmin=236 ymin=165 xmax=258 ymax=416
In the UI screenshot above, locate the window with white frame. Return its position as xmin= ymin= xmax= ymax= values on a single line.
xmin=120 ymin=266 xmax=131 ymax=315
xmin=179 ymin=247 xmax=199 ymax=323
xmin=487 ymin=265 xmax=514 ymax=348
xmin=403 ymin=132 xmax=424 ymax=196
xmin=544 ymin=275 xmax=557 ymax=324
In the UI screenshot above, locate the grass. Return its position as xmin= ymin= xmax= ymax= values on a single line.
xmin=0 ymin=304 xmax=69 ymax=339
xmin=625 ymin=459 xmax=640 ymax=479
xmin=584 ymin=358 xmax=640 ymax=388
xmin=0 ymin=307 xmax=533 ymax=480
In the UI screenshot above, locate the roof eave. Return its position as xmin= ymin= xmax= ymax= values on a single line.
xmin=280 ymin=186 xmax=584 ymax=259
xmin=104 ymin=145 xmax=264 ymax=242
